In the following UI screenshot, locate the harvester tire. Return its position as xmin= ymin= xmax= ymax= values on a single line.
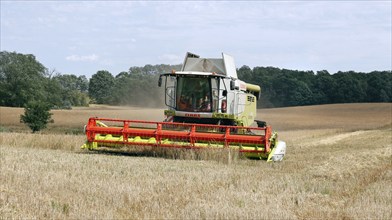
xmin=255 ymin=120 xmax=267 ymax=128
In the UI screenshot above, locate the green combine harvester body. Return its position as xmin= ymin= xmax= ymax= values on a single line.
xmin=82 ymin=52 xmax=286 ymax=161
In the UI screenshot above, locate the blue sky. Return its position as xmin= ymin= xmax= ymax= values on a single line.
xmin=1 ymin=1 xmax=391 ymax=78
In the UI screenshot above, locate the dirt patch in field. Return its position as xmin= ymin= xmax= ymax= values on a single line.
xmin=298 ymin=130 xmax=370 ymax=147
xmin=318 ymin=130 xmax=368 ymax=145
xmin=259 ymin=103 xmax=391 ymax=131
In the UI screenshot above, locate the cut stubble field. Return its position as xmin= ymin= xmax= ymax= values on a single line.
xmin=1 ymin=103 xmax=391 ymax=219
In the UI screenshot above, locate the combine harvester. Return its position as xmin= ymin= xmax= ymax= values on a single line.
xmin=82 ymin=52 xmax=286 ymax=161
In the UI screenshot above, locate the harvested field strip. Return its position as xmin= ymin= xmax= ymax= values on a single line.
xmin=1 ymin=103 xmax=391 ymax=219
xmin=0 ymin=132 xmax=85 ymax=151
xmin=1 ymin=127 xmax=391 ymax=219
xmin=1 ymin=146 xmax=296 ymax=219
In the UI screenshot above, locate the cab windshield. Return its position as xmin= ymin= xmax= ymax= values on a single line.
xmin=176 ymin=76 xmax=215 ymax=112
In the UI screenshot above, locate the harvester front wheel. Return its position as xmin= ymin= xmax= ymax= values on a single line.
xmin=255 ymin=120 xmax=267 ymax=128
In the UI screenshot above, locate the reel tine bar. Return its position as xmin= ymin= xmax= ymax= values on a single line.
xmin=85 ymin=117 xmax=271 ymax=153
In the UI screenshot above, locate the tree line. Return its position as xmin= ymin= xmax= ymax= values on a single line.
xmin=0 ymin=51 xmax=89 ymax=109
xmin=88 ymin=64 xmax=181 ymax=107
xmin=88 ymin=64 xmax=392 ymax=108
xmin=237 ymin=66 xmax=391 ymax=108
xmin=1 ymin=51 xmax=390 ymax=110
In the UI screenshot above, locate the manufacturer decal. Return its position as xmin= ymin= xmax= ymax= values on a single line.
xmin=185 ymin=113 xmax=201 ymax=118
xmin=247 ymin=96 xmax=255 ymax=102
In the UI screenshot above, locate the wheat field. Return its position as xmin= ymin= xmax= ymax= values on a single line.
xmin=1 ymin=103 xmax=391 ymax=219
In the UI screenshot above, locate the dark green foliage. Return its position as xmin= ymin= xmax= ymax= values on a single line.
xmin=271 ymin=75 xmax=314 ymax=107
xmin=88 ymin=70 xmax=115 ymax=104
xmin=237 ymin=66 xmax=391 ymax=108
xmin=87 ymin=65 xmax=180 ymax=107
xmin=53 ymin=74 xmax=89 ymax=107
xmin=2 ymin=50 xmax=390 ymax=109
xmin=0 ymin=51 xmax=47 ymax=107
xmin=89 ymin=64 xmax=391 ymax=108
xmin=20 ymin=101 xmax=54 ymax=133
xmin=0 ymin=51 xmax=90 ymax=109
xmin=312 ymin=71 xmax=335 ymax=104
xmin=108 ymin=64 xmax=390 ymax=108
xmin=366 ymin=71 xmax=392 ymax=102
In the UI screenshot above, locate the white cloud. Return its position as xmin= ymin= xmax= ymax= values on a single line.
xmin=158 ymin=54 xmax=182 ymax=64
xmin=66 ymin=54 xmax=99 ymax=62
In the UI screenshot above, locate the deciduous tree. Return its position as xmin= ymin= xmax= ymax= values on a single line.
xmin=20 ymin=101 xmax=54 ymax=133
xmin=88 ymin=70 xmax=115 ymax=104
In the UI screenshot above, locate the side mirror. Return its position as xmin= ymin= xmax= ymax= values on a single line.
xmin=222 ymin=90 xmax=227 ymax=97
xmin=230 ymin=80 xmax=235 ymax=90
xmin=158 ymin=76 xmax=162 ymax=87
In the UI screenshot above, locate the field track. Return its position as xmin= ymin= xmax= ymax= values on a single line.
xmin=1 ymin=103 xmax=391 ymax=219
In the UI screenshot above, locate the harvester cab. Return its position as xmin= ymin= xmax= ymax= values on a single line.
xmin=159 ymin=52 xmax=260 ymax=128
xmin=82 ymin=52 xmax=286 ymax=161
